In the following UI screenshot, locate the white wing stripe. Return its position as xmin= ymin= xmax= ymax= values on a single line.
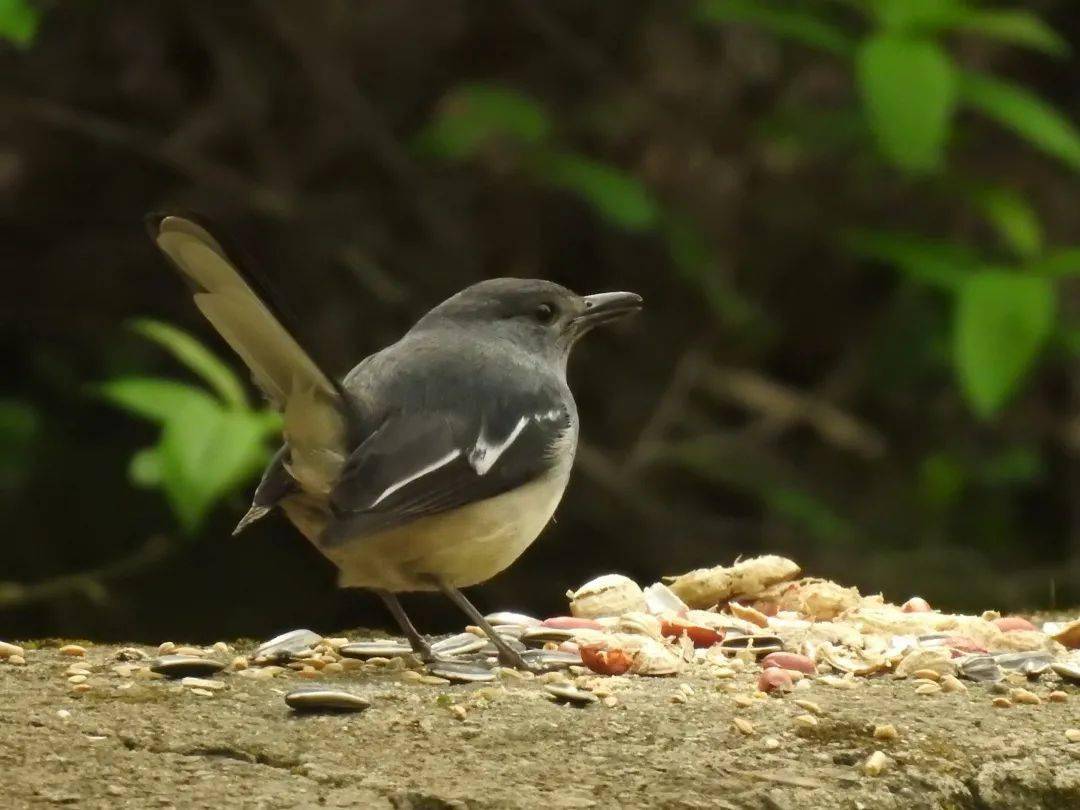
xmin=369 ymin=449 xmax=462 ymax=507
xmin=470 ymin=416 xmax=529 ymax=476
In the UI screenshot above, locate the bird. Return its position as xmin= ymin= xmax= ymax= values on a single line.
xmin=146 ymin=214 xmax=642 ymax=670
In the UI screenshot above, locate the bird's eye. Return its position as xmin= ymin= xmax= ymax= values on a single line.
xmin=534 ymin=303 xmax=556 ymax=323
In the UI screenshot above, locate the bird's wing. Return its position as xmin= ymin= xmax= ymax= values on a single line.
xmin=146 ymin=214 xmax=349 ymax=496
xmin=321 ymin=402 xmax=573 ymax=545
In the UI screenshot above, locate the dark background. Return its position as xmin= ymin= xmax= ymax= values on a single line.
xmin=2 ymin=0 xmax=1078 ymax=643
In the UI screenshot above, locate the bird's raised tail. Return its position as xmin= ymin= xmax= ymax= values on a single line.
xmin=146 ymin=214 xmax=348 ymax=499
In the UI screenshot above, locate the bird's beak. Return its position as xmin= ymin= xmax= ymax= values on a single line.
xmin=573 ymin=291 xmax=643 ymax=332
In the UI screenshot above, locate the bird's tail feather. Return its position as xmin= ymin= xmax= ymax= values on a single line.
xmin=147 ymin=214 xmax=347 ymax=495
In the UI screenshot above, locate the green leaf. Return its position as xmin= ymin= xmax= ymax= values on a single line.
xmin=0 ymin=397 xmax=41 ymax=488
xmin=157 ymin=401 xmax=272 ymax=532
xmin=0 ymin=397 xmax=39 ymax=447
xmin=0 ymin=0 xmax=39 ymax=47
xmin=977 ymin=445 xmax=1045 ymax=487
xmin=959 ymin=71 xmax=1080 ymax=172
xmin=918 ymin=452 xmax=966 ymax=511
xmin=873 ymin=0 xmax=965 ymax=32
xmin=663 ymin=214 xmax=763 ymax=330
xmin=955 ymin=10 xmax=1068 ymax=58
xmin=954 ymin=272 xmax=1055 ymax=418
xmin=872 ymin=0 xmax=1068 ymax=57
xmin=415 ymin=84 xmax=551 ymax=161
xmin=130 ymin=319 xmax=249 ymax=409
xmin=969 ymin=185 xmax=1043 ymax=259
xmin=844 ymin=229 xmax=980 ymax=289
xmin=857 ymin=35 xmax=957 ymax=173
xmin=695 ymin=0 xmax=853 ymax=56
xmin=98 ymin=378 xmax=220 ymax=425
xmin=1061 ymin=327 xmax=1080 ymax=356
xmin=763 ymin=486 xmax=851 ymax=543
xmin=128 ymin=447 xmax=163 ymax=488
xmin=538 ymin=152 xmax=660 ymax=231
xmin=1026 ymin=247 xmax=1080 ymax=278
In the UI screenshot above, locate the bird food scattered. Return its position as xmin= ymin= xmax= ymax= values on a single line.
xmin=12 ymin=553 xmax=1079 ymax=756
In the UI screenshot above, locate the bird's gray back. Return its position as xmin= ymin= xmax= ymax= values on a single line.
xmin=341 ymin=326 xmax=574 ymax=434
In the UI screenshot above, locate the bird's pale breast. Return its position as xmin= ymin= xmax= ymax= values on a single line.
xmin=281 ymin=426 xmax=576 ymax=592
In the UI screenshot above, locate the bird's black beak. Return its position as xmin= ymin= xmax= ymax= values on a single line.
xmin=573 ymin=291 xmax=643 ymax=331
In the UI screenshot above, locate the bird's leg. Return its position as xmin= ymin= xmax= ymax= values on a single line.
xmin=373 ymin=589 xmax=436 ymax=663
xmin=432 ymin=577 xmax=534 ymax=671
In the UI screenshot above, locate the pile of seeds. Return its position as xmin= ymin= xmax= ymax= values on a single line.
xmin=2 ymin=555 xmax=1078 ymax=717
xmin=547 ymin=556 xmax=1080 ymax=708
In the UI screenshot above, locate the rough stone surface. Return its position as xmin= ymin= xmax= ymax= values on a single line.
xmin=1 ymin=637 xmax=1079 ymax=808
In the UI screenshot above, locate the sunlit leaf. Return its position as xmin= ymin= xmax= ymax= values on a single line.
xmin=857 ymin=35 xmax=957 ymax=173
xmin=872 ymin=0 xmax=965 ymax=32
xmin=970 ymin=185 xmax=1043 ymax=259
xmin=128 ymin=447 xmax=163 ymax=488
xmin=954 ymin=272 xmax=1055 ymax=418
xmin=539 ymin=152 xmax=660 ymax=231
xmin=873 ymin=0 xmax=1067 ymax=57
xmin=98 ymin=378 xmax=219 ymax=425
xmin=1025 ymin=247 xmax=1080 ymax=278
xmin=415 ymin=83 xmax=551 ymax=160
xmin=955 ymin=10 xmax=1068 ymax=58
xmin=130 ymin=319 xmax=248 ymax=409
xmin=959 ymin=71 xmax=1080 ymax=172
xmin=157 ymin=401 xmax=272 ymax=533
xmin=0 ymin=0 xmax=39 ymax=47
xmin=695 ymin=0 xmax=853 ymax=56
xmin=844 ymin=229 xmax=980 ymax=289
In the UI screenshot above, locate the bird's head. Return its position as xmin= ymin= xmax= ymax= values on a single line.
xmin=414 ymin=278 xmax=642 ymax=367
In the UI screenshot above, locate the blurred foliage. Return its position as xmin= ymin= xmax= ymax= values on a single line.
xmin=0 ymin=398 xmax=40 ymax=491
xmin=417 ymin=81 xmax=754 ymax=330
xmin=419 ymin=82 xmax=663 ymax=230
xmin=698 ymin=0 xmax=1080 ymax=419
xmin=0 ymin=0 xmax=38 ymax=47
xmin=1 ymin=0 xmax=1077 ymax=639
xmin=97 ymin=320 xmax=280 ymax=533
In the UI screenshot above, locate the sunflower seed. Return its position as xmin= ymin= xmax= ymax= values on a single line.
xmin=719 ymin=635 xmax=783 ymax=656
xmin=252 ymin=629 xmax=324 ymax=663
xmin=994 ymin=651 xmax=1053 ymax=678
xmin=149 ymin=656 xmax=226 ymax=678
xmin=338 ymin=641 xmax=413 ymax=659
xmin=284 ymin=687 xmax=370 ymax=713
xmin=520 ymin=649 xmax=582 ymax=670
xmin=484 ymin=612 xmax=542 ymax=627
xmin=430 ymin=633 xmax=488 ymax=657
xmin=427 ymin=661 xmax=497 ymax=683
xmin=1051 ymin=662 xmax=1080 ymax=683
xmin=545 ymin=685 xmax=597 ymax=705
xmin=521 ymin=627 xmax=576 ymax=646
xmin=958 ymin=655 xmax=1003 ymax=683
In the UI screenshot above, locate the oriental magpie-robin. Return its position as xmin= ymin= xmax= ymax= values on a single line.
xmin=147 ymin=214 xmax=641 ymax=669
